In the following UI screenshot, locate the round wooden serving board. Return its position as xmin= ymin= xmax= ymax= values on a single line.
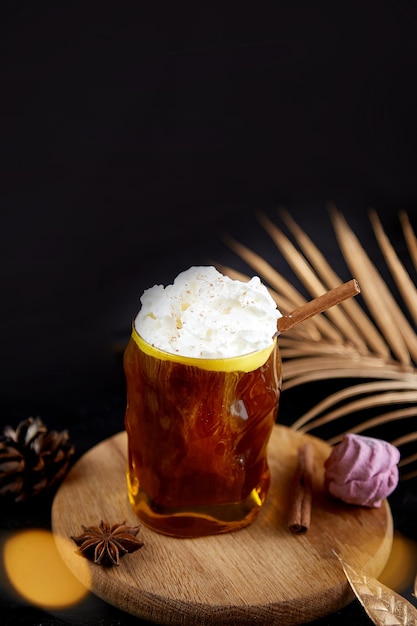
xmin=52 ymin=425 xmax=393 ymax=625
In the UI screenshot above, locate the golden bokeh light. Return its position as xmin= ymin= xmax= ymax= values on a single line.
xmin=379 ymin=531 xmax=417 ymax=593
xmin=3 ymin=528 xmax=89 ymax=609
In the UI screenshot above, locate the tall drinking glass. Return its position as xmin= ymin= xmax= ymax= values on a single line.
xmin=124 ymin=326 xmax=282 ymax=538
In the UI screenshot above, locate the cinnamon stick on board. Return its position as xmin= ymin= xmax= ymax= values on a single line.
xmin=277 ymin=279 xmax=360 ymax=335
xmin=288 ymin=442 xmax=315 ymax=533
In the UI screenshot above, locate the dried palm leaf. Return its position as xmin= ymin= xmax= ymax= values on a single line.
xmin=221 ymin=206 xmax=417 ymax=480
xmin=334 ymin=553 xmax=417 ymax=625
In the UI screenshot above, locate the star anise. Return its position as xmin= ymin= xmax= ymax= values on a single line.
xmin=71 ymin=520 xmax=144 ymax=567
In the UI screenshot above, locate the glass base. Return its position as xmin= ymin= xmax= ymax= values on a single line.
xmin=128 ymin=484 xmax=269 ymax=538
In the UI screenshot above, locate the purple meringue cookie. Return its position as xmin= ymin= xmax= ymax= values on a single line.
xmin=324 ymin=433 xmax=400 ymax=507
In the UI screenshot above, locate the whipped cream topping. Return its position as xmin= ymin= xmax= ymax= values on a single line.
xmin=134 ymin=265 xmax=282 ymax=358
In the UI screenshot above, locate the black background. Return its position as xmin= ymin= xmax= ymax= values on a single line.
xmin=1 ymin=1 xmax=417 ymax=624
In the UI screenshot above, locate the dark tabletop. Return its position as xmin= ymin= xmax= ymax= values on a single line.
xmin=1 ymin=1 xmax=417 ymax=624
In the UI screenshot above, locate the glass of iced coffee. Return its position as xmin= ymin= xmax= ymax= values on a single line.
xmin=124 ymin=266 xmax=282 ymax=537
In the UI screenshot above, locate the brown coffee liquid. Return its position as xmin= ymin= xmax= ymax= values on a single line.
xmin=124 ymin=338 xmax=282 ymax=537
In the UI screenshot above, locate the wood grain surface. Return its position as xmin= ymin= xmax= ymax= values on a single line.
xmin=51 ymin=426 xmax=393 ymax=625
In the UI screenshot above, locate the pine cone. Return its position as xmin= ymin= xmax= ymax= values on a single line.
xmin=0 ymin=416 xmax=75 ymax=502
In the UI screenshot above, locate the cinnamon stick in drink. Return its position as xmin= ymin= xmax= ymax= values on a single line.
xmin=288 ymin=442 xmax=315 ymax=533
xmin=277 ymin=279 xmax=360 ymax=335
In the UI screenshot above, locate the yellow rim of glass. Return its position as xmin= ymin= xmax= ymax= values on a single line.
xmin=131 ymin=325 xmax=276 ymax=373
